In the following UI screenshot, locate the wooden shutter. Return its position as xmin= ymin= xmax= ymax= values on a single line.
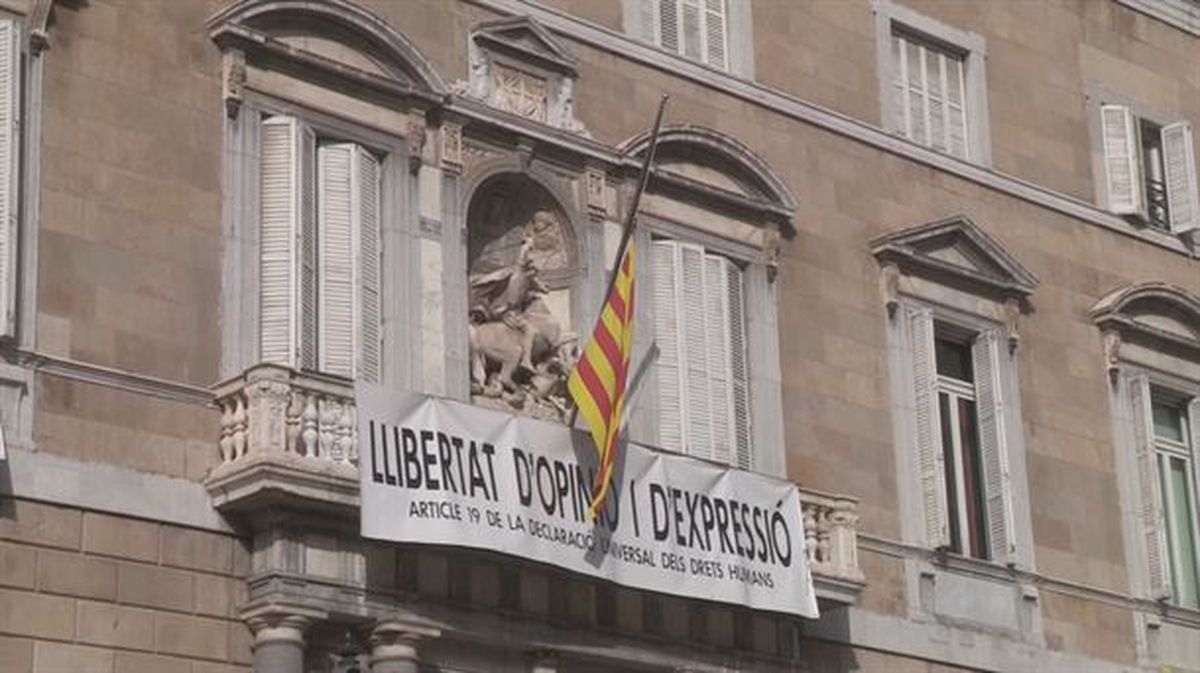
xmin=725 ymin=261 xmax=751 ymax=470
xmin=356 ymin=148 xmax=382 ymax=384
xmin=703 ymin=0 xmax=727 ymax=70
xmin=317 ymin=144 xmax=355 ymax=378
xmin=680 ymin=0 xmax=702 ymax=61
xmin=1161 ymin=121 xmax=1198 ymax=232
xmin=705 ymin=254 xmax=732 ymax=466
xmin=652 ymin=240 xmax=683 ymax=454
xmin=1100 ymin=104 xmax=1144 ymax=216
xmin=973 ymin=330 xmax=1016 ymax=564
xmin=909 ymin=306 xmax=949 ymax=548
xmin=259 ymin=116 xmax=314 ymax=367
xmin=297 ymin=125 xmax=317 ymax=370
xmin=0 ymin=19 xmax=18 ymax=338
xmin=678 ymin=242 xmax=712 ymax=460
xmin=1131 ymin=375 xmax=1171 ymax=600
xmin=658 ymin=0 xmax=680 ymax=53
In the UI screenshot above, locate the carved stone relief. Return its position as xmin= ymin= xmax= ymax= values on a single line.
xmin=466 ymin=179 xmax=577 ymax=422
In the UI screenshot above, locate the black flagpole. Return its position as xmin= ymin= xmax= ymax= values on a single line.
xmin=569 ymin=95 xmax=669 ymax=429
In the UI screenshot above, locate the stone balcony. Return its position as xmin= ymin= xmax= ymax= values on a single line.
xmin=206 ymin=363 xmax=865 ymax=603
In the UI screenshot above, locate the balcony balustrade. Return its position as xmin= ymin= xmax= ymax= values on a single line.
xmin=206 ymin=363 xmax=864 ymax=601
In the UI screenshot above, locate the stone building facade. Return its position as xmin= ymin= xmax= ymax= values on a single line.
xmin=0 ymin=0 xmax=1198 ymax=671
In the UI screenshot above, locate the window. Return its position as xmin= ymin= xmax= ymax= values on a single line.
xmin=1099 ymin=104 xmax=1198 ymax=233
xmin=651 ymin=238 xmax=751 ymax=469
xmin=656 ymin=0 xmax=728 ymax=70
xmin=622 ymin=0 xmax=755 ymax=76
xmin=259 ymin=115 xmax=382 ymax=382
xmin=910 ymin=310 xmax=1013 ymax=562
xmin=890 ymin=30 xmax=968 ymax=158
xmin=873 ymin=0 xmax=990 ymax=163
xmin=1133 ymin=380 xmax=1200 ymax=609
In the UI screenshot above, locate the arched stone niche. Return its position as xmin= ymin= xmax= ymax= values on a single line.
xmin=464 ymin=173 xmax=580 ymax=421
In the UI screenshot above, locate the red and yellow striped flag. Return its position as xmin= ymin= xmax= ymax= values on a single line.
xmin=568 ymin=241 xmax=637 ymax=520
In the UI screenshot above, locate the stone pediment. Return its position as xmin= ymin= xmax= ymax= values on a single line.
xmin=471 ymin=16 xmax=578 ymax=75
xmin=870 ymin=216 xmax=1038 ymax=298
xmin=459 ymin=15 xmax=588 ymax=135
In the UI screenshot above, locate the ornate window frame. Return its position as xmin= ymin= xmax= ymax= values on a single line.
xmin=617 ymin=125 xmax=795 ymax=478
xmin=1093 ymin=282 xmax=1200 ymax=667
xmin=874 ymin=216 xmax=1043 ymax=640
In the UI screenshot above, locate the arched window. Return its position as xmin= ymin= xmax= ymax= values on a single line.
xmin=619 ymin=126 xmax=795 ymax=476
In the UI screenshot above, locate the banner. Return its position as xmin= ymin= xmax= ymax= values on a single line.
xmin=358 ymin=385 xmax=819 ymax=618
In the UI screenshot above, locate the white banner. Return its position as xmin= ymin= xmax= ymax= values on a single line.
xmin=358 ymin=385 xmax=818 ymax=618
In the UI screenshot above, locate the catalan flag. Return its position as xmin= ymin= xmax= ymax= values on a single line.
xmin=568 ymin=242 xmax=637 ymax=520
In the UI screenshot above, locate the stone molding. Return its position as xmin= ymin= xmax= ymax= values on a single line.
xmin=369 ymin=618 xmax=441 ymax=666
xmin=1091 ymin=282 xmax=1200 ymax=364
xmin=242 ymin=601 xmax=327 ymax=647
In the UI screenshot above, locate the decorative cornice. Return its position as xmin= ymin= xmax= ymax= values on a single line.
xmin=16 ymin=350 xmax=213 ymax=406
xmin=870 ymin=215 xmax=1040 ymax=299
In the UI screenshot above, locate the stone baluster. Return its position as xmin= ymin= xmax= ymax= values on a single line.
xmin=319 ymin=397 xmax=338 ymax=458
xmin=802 ymin=503 xmax=818 ymax=565
xmin=368 ymin=619 xmax=440 ymax=673
xmin=336 ymin=403 xmax=354 ymax=464
xmin=219 ymin=399 xmax=234 ymax=463
xmin=816 ymin=506 xmax=832 ymax=566
xmin=245 ymin=368 xmax=291 ymax=456
xmin=301 ymin=394 xmax=319 ymax=457
xmin=285 ymin=390 xmax=302 ymax=454
xmin=231 ymin=395 xmax=247 ymax=461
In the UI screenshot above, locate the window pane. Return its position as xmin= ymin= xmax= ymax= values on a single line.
xmin=935 ymin=337 xmax=973 ymax=382
xmin=959 ymin=397 xmax=988 ymax=560
xmin=1153 ymin=400 xmax=1185 ymax=443
xmin=1166 ymin=456 xmax=1200 ymax=609
xmin=939 ymin=392 xmax=961 ymax=554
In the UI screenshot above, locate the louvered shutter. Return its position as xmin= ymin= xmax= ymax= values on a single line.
xmin=909 ymin=306 xmax=949 ymax=548
xmin=705 ymin=255 xmax=732 ymax=466
xmin=679 ymin=243 xmax=712 ymax=460
xmin=972 ymin=330 xmax=1016 ymax=564
xmin=297 ymin=126 xmax=317 ymax=371
xmin=658 ymin=0 xmax=680 ymax=53
xmin=0 ymin=19 xmax=19 ymax=338
xmin=1161 ymin=121 xmax=1199 ymax=233
xmin=317 ymin=144 xmax=355 ymax=378
xmin=703 ymin=0 xmax=727 ymax=70
xmin=260 ymin=117 xmax=305 ymax=366
xmin=680 ymin=0 xmax=702 ymax=61
xmin=725 ymin=261 xmax=751 ymax=470
xmin=356 ymin=149 xmax=382 ymax=384
xmin=1131 ymin=375 xmax=1172 ymax=600
xmin=652 ymin=241 xmax=683 ymax=454
xmin=1100 ymin=104 xmax=1145 ymax=216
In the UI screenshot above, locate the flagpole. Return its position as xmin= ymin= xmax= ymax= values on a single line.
xmin=568 ymin=95 xmax=669 ymax=429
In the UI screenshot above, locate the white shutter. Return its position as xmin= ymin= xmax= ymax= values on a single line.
xmin=317 ymin=144 xmax=355 ymax=378
xmin=1100 ymin=104 xmax=1144 ymax=216
xmin=680 ymin=0 xmax=702 ymax=61
xmin=909 ymin=306 xmax=949 ymax=548
xmin=658 ymin=0 xmax=680 ymax=53
xmin=652 ymin=240 xmax=683 ymax=454
xmin=1161 ymin=121 xmax=1199 ymax=232
xmin=679 ymin=243 xmax=712 ymax=460
xmin=1131 ymin=375 xmax=1171 ymax=600
xmin=260 ymin=117 xmax=305 ymax=366
xmin=725 ymin=261 xmax=751 ymax=470
xmin=705 ymin=255 xmax=732 ymax=466
xmin=298 ymin=125 xmax=317 ymax=371
xmin=356 ymin=149 xmax=382 ymax=384
xmin=972 ymin=330 xmax=1016 ymax=564
xmin=0 ymin=19 xmax=19 ymax=338
xmin=703 ymin=0 xmax=727 ymax=70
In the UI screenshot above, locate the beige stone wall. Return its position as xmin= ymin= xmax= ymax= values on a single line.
xmin=0 ymin=499 xmax=250 ymax=672
xmin=38 ymin=0 xmax=225 ymax=386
